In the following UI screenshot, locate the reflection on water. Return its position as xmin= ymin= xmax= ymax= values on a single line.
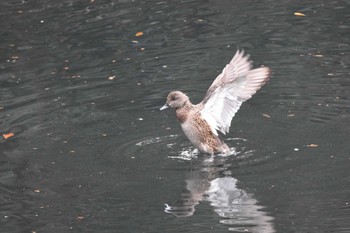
xmin=208 ymin=177 xmax=274 ymax=233
xmin=164 ymin=150 xmax=274 ymax=233
xmin=1 ymin=0 xmax=350 ymax=232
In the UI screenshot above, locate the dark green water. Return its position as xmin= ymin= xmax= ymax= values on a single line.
xmin=1 ymin=0 xmax=349 ymax=232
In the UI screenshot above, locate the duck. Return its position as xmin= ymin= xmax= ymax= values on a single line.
xmin=160 ymin=50 xmax=270 ymax=155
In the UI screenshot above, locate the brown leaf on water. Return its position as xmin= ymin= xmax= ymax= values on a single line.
xmin=307 ymin=144 xmax=318 ymax=148
xmin=294 ymin=12 xmax=306 ymax=17
xmin=3 ymin=132 xmax=14 ymax=139
xmin=135 ymin=31 xmax=144 ymax=37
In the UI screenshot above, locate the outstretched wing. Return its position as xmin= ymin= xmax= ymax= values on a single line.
xmin=200 ymin=50 xmax=270 ymax=135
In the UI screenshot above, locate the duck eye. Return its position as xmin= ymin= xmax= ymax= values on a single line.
xmin=171 ymin=96 xmax=177 ymax=101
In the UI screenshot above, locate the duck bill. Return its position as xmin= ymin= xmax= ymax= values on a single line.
xmin=159 ymin=104 xmax=169 ymax=111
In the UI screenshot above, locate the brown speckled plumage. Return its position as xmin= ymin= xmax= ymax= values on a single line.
xmin=160 ymin=50 xmax=270 ymax=155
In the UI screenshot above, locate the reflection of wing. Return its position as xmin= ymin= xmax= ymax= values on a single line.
xmin=164 ymin=176 xmax=275 ymax=232
xmin=206 ymin=177 xmax=275 ymax=233
xmin=164 ymin=155 xmax=275 ymax=233
xmin=200 ymin=51 xmax=270 ymax=135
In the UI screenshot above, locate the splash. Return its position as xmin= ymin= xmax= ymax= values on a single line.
xmin=167 ymin=148 xmax=199 ymax=161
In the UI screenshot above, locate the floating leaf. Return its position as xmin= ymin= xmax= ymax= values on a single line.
xmin=135 ymin=31 xmax=144 ymax=37
xmin=3 ymin=132 xmax=14 ymax=139
xmin=294 ymin=12 xmax=306 ymax=17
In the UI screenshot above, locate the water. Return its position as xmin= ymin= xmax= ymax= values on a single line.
xmin=1 ymin=0 xmax=350 ymax=232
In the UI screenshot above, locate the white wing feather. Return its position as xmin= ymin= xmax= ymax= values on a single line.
xmin=200 ymin=50 xmax=270 ymax=135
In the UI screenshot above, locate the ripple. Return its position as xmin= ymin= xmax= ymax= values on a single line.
xmin=135 ymin=134 xmax=179 ymax=147
xmin=113 ymin=134 xmax=182 ymax=162
xmin=124 ymin=135 xmax=270 ymax=168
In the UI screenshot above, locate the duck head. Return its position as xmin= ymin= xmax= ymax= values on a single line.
xmin=160 ymin=91 xmax=189 ymax=110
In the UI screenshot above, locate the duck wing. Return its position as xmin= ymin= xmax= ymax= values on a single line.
xmin=200 ymin=50 xmax=270 ymax=135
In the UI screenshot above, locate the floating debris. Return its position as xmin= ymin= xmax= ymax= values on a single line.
xmin=3 ymin=132 xmax=14 ymax=139
xmin=135 ymin=31 xmax=144 ymax=37
xmin=294 ymin=12 xmax=306 ymax=17
xmin=76 ymin=216 xmax=84 ymax=221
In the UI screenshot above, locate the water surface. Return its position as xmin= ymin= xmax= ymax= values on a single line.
xmin=1 ymin=0 xmax=350 ymax=232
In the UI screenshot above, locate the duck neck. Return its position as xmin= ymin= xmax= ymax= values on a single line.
xmin=175 ymin=100 xmax=193 ymax=123
xmin=178 ymin=99 xmax=192 ymax=109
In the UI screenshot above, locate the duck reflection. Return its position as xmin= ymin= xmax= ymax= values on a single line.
xmin=165 ymin=156 xmax=275 ymax=233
